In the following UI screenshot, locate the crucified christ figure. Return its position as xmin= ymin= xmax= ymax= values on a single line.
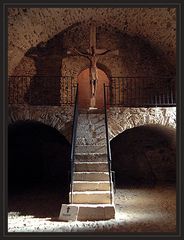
xmin=71 ymin=46 xmax=111 ymax=108
xmin=67 ymin=22 xmax=119 ymax=108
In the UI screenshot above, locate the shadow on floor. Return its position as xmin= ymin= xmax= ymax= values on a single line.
xmin=8 ymin=183 xmax=69 ymax=219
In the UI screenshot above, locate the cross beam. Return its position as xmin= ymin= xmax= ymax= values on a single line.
xmin=66 ymin=22 xmax=119 ymax=108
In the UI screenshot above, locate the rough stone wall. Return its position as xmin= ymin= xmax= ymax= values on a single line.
xmin=12 ymin=22 xmax=175 ymax=78
xmin=8 ymin=8 xmax=176 ymax=75
xmin=111 ymin=124 xmax=176 ymax=184
xmin=8 ymin=104 xmax=176 ymax=187
xmin=12 ymin=56 xmax=36 ymax=76
xmin=62 ymin=24 xmax=175 ymax=77
xmin=108 ymin=107 xmax=176 ymax=139
xmin=8 ymin=105 xmax=176 ymax=142
xmin=8 ymin=105 xmax=74 ymax=142
xmin=9 ymin=21 xmax=175 ymax=106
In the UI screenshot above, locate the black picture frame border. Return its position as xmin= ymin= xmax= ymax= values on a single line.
xmin=0 ymin=0 xmax=183 ymax=239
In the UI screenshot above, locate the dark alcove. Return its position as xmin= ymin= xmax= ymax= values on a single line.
xmin=8 ymin=120 xmax=71 ymax=218
xmin=111 ymin=124 xmax=176 ymax=187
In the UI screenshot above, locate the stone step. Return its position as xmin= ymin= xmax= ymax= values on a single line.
xmin=59 ymin=203 xmax=115 ymax=221
xmin=75 ymin=153 xmax=107 ymax=162
xmin=76 ymin=137 xmax=106 ymax=146
xmin=75 ymin=162 xmax=108 ymax=172
xmin=78 ymin=109 xmax=104 ymax=115
xmin=75 ymin=145 xmax=107 ymax=154
xmin=76 ymin=129 xmax=106 ymax=139
xmin=77 ymin=119 xmax=105 ymax=125
xmin=69 ymin=191 xmax=113 ymax=204
xmin=76 ymin=122 xmax=105 ymax=129
xmin=78 ymin=114 xmax=105 ymax=124
xmin=73 ymin=181 xmax=111 ymax=191
xmin=77 ymin=118 xmax=105 ymax=125
xmin=73 ymin=172 xmax=110 ymax=181
xmin=77 ymin=121 xmax=105 ymax=129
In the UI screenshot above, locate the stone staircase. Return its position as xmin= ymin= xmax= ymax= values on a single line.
xmin=59 ymin=112 xmax=115 ymax=221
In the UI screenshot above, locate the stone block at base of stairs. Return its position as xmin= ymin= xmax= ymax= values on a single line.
xmin=59 ymin=204 xmax=115 ymax=221
xmin=78 ymin=204 xmax=115 ymax=221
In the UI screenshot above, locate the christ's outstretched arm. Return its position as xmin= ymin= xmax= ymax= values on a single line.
xmin=96 ymin=49 xmax=111 ymax=56
xmin=70 ymin=48 xmax=91 ymax=60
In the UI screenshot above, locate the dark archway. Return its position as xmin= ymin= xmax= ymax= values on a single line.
xmin=110 ymin=124 xmax=176 ymax=187
xmin=8 ymin=120 xmax=70 ymax=218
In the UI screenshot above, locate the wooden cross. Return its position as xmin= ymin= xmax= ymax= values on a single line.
xmin=67 ymin=22 xmax=119 ymax=108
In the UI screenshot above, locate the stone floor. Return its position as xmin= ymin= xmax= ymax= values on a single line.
xmin=8 ymin=184 xmax=176 ymax=233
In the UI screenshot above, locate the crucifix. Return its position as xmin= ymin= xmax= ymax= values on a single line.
xmin=67 ymin=22 xmax=119 ymax=109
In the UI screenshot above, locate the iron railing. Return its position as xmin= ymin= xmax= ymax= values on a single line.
xmin=8 ymin=75 xmax=76 ymax=105
xmin=109 ymin=76 xmax=176 ymax=107
xmin=8 ymin=75 xmax=176 ymax=107
xmin=104 ymin=84 xmax=113 ymax=204
xmin=70 ymin=84 xmax=79 ymax=203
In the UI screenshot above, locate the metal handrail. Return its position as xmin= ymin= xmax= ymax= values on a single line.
xmin=104 ymin=84 xmax=113 ymax=204
xmin=8 ymin=75 xmax=176 ymax=107
xmin=9 ymin=75 xmax=74 ymax=77
xmin=70 ymin=84 xmax=79 ymax=203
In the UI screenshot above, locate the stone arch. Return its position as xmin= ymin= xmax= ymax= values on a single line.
xmin=76 ymin=62 xmax=112 ymax=80
xmin=77 ymin=66 xmax=110 ymax=109
xmin=8 ymin=105 xmax=74 ymax=142
xmin=8 ymin=8 xmax=176 ymax=75
xmin=110 ymin=123 xmax=176 ymax=186
xmin=8 ymin=119 xmax=70 ymax=217
xmin=57 ymin=59 xmax=114 ymax=109
xmin=8 ymin=106 xmax=176 ymax=142
xmin=108 ymin=107 xmax=176 ymax=140
xmin=8 ymin=120 xmax=71 ymax=186
xmin=96 ymin=63 xmax=113 ymax=80
xmin=72 ymin=61 xmax=112 ymax=79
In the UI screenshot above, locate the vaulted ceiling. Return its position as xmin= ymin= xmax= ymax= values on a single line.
xmin=8 ymin=8 xmax=176 ymax=75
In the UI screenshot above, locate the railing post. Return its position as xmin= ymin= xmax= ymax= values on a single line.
xmin=104 ymin=84 xmax=113 ymax=204
xmin=8 ymin=75 xmax=176 ymax=107
xmin=70 ymin=83 xmax=79 ymax=203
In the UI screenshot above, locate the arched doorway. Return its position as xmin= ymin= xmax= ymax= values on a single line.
xmin=77 ymin=68 xmax=110 ymax=109
xmin=110 ymin=124 xmax=176 ymax=186
xmin=8 ymin=120 xmax=70 ymax=218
